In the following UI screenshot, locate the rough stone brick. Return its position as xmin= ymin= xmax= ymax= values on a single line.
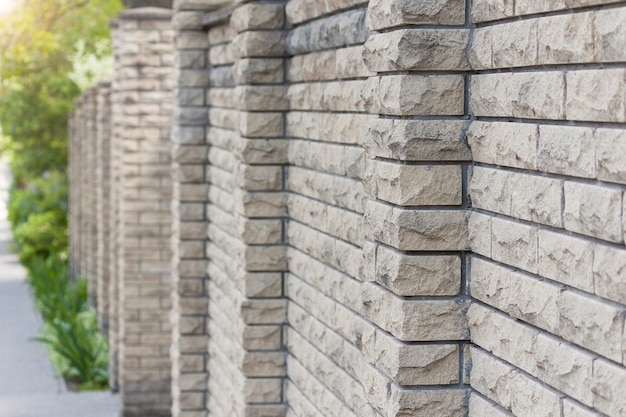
xmin=287 ymin=50 xmax=336 ymax=82
xmin=364 ymin=75 xmax=465 ymax=116
xmin=286 ymin=0 xmax=368 ymax=25
xmin=233 ymin=58 xmax=284 ymax=85
xmin=365 ymin=201 xmax=469 ymax=251
xmin=363 ymin=29 xmax=469 ymax=72
xmin=231 ymin=4 xmax=285 ymax=32
xmin=235 ymin=86 xmax=288 ymax=111
xmin=365 ymin=160 xmax=462 ymax=206
xmin=595 ymin=127 xmax=626 ymax=184
xmin=469 ymin=212 xmax=492 ymax=258
xmin=537 ymin=13 xmax=595 ymax=65
xmin=472 ymin=20 xmax=538 ymax=69
xmin=563 ymin=400 xmax=601 ymax=417
xmin=490 ymin=216 xmax=538 ymax=273
xmin=367 ymin=0 xmax=465 ymax=30
xmin=471 ymin=0 xmax=514 ymax=22
xmin=470 ymin=72 xmax=565 ymax=119
xmin=592 ymin=359 xmax=626 ymax=416
xmin=538 ymin=125 xmax=595 ymax=178
xmin=594 ymin=6 xmax=626 ymax=62
xmin=467 ymin=121 xmax=537 ymax=170
xmin=538 ymin=229 xmax=594 ymax=293
xmin=563 ymin=181 xmax=623 ymax=243
xmin=239 ymin=112 xmax=283 ymax=138
xmin=469 ymin=393 xmax=511 ymax=417
xmin=593 ymin=244 xmax=626 ymax=304
xmin=375 ymin=246 xmax=461 ymax=296
xmin=565 ymin=69 xmax=626 ymax=123
xmin=335 ymin=46 xmax=374 ymax=79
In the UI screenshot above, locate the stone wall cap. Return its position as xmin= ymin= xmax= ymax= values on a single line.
xmin=118 ymin=7 xmax=174 ymax=20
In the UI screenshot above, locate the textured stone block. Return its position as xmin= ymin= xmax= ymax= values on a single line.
xmin=375 ymin=246 xmax=461 ymax=296
xmin=365 ymin=201 xmax=469 ymax=251
xmin=490 ymin=217 xmax=538 ymax=273
xmin=231 ymin=4 xmax=285 ymax=32
xmin=563 ymin=181 xmax=623 ymax=243
xmin=596 ymin=128 xmax=626 ymax=184
xmin=470 ymin=72 xmax=565 ymax=119
xmin=467 ymin=121 xmax=537 ymax=170
xmin=538 ymin=229 xmax=594 ymax=293
xmin=233 ymin=31 xmax=286 ymax=59
xmin=365 ymin=160 xmax=462 ymax=206
xmin=538 ymin=125 xmax=595 ymax=178
xmin=238 ymin=112 xmax=283 ymax=138
xmin=366 ymin=118 xmax=470 ymax=161
xmin=364 ymin=30 xmax=469 ymax=72
xmin=566 ymin=69 xmax=626 ymax=122
xmin=471 ymin=0 xmax=514 ymax=22
xmin=233 ymin=58 xmax=284 ymax=85
xmin=593 ymin=244 xmax=626 ymax=304
xmin=367 ymin=0 xmax=465 ymax=30
xmin=235 ymin=86 xmax=288 ymax=111
xmin=364 ymin=75 xmax=465 ymax=116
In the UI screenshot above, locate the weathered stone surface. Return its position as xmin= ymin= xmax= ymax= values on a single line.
xmin=376 ymin=246 xmax=461 ymax=296
xmin=286 ymin=9 xmax=369 ymax=55
xmin=471 ymin=19 xmax=538 ymax=69
xmin=566 ymin=69 xmax=626 ymax=122
xmin=471 ymin=0 xmax=514 ymax=22
xmin=595 ymin=128 xmax=626 ymax=184
xmin=233 ymin=31 xmax=286 ymax=59
xmin=593 ymin=244 xmax=626 ymax=304
xmin=235 ymin=86 xmax=288 ymax=111
xmin=364 ymin=29 xmax=469 ymax=72
xmin=563 ymin=181 xmax=623 ymax=243
xmin=239 ymin=112 xmax=283 ymax=138
xmin=592 ymin=359 xmax=626 ymax=417
xmin=365 ymin=201 xmax=469 ymax=251
xmin=362 ymin=282 xmax=469 ymax=341
xmin=368 ymin=0 xmax=465 ymax=30
xmin=364 ymin=75 xmax=465 ymax=116
xmin=538 ymin=12 xmax=595 ymax=65
xmin=231 ymin=4 xmax=285 ymax=33
xmin=233 ymin=58 xmax=284 ymax=85
xmin=538 ymin=229 xmax=594 ymax=293
xmin=490 ymin=216 xmax=538 ymax=273
xmin=286 ymin=0 xmax=368 ymax=25
xmin=538 ymin=125 xmax=595 ymax=178
xmin=467 ymin=121 xmax=537 ymax=170
xmin=365 ymin=160 xmax=462 ymax=206
xmin=470 ymin=72 xmax=565 ymax=119
xmin=366 ymin=118 xmax=470 ymax=161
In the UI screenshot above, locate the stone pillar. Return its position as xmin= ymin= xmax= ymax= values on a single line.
xmin=79 ymin=94 xmax=90 ymax=279
xmin=96 ymin=81 xmax=113 ymax=332
xmin=69 ymin=105 xmax=79 ymax=280
xmin=86 ymin=89 xmax=99 ymax=305
xmin=110 ymin=8 xmax=175 ymax=416
xmin=360 ymin=1 xmax=472 ymax=415
xmin=170 ymin=2 xmax=210 ymax=416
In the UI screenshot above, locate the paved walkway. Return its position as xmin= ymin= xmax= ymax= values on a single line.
xmin=0 ymin=163 xmax=120 ymax=417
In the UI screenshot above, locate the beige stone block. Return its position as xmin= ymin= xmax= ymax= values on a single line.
xmin=470 ymin=72 xmax=565 ymax=119
xmin=288 ymin=80 xmax=367 ymax=112
xmin=469 ymin=212 xmax=492 ymax=258
xmin=470 ymin=28 xmax=493 ymax=69
xmin=233 ymin=58 xmax=284 ymax=85
xmin=364 ymin=30 xmax=469 ymax=72
xmin=373 ymin=331 xmax=459 ymax=385
xmin=468 ymin=303 xmax=539 ymax=377
xmin=241 ymin=352 xmax=285 ymax=377
xmin=235 ymin=165 xmax=282 ymax=191
xmin=243 ymin=378 xmax=282 ymax=404
xmin=287 ymin=51 xmax=336 ymax=82
xmin=565 ymin=69 xmax=626 ymax=123
xmin=538 ymin=229 xmax=594 ymax=293
xmin=243 ymin=272 xmax=282 ymax=298
xmin=564 ymin=181 xmax=623 ymax=243
xmin=365 ymin=118 xmax=470 ymax=161
xmin=594 ymin=7 xmax=626 ymax=62
xmin=238 ymin=112 xmax=283 ymax=138
xmin=592 ymin=359 xmax=626 ymax=416
xmin=335 ymin=46 xmax=374 ymax=79
xmin=490 ymin=216 xmax=538 ymax=273
xmin=365 ymin=75 xmax=465 ymax=116
xmin=471 ymin=0 xmax=514 ymax=22
xmin=234 ymin=138 xmax=288 ymax=165
xmin=510 ymin=371 xmax=561 ymax=417
xmin=286 ymin=0 xmax=368 ymax=25
xmin=367 ymin=161 xmax=462 ymax=206
xmin=238 ymin=218 xmax=282 ymax=245
xmin=593 ymin=244 xmax=626 ymax=304
xmin=287 ymin=112 xmax=369 ymax=145
xmin=367 ymin=0 xmax=465 ymax=30
xmin=515 ymin=0 xmax=565 ymax=14
xmin=535 ymin=333 xmax=595 ymax=406
xmin=176 ymin=31 xmax=209 ymax=49
xmin=538 ymin=12 xmax=595 ymax=65
xmin=231 ymin=4 xmax=285 ymax=32
xmin=365 ymin=201 xmax=469 ymax=251
xmin=242 ymin=325 xmax=281 ymax=350
xmin=361 ymin=282 xmax=469 ymax=341
xmin=208 ymin=24 xmax=236 ymax=45
xmin=490 ymin=19 xmax=538 ymax=68
xmin=538 ymin=125 xmax=595 ymax=178
xmin=233 ymin=31 xmax=286 ymax=58
xmin=235 ymin=86 xmax=288 ymax=111
xmin=240 ymin=299 xmax=286 ymax=324
xmin=595 ymin=128 xmax=626 ymax=184
xmin=470 ymin=347 xmax=514 ymax=410
xmin=375 ymin=245 xmax=461 ymax=296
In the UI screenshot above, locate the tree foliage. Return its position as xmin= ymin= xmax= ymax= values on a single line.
xmin=0 ymin=0 xmax=123 ymax=182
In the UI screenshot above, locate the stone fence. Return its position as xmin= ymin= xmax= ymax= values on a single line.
xmin=69 ymin=1 xmax=626 ymax=416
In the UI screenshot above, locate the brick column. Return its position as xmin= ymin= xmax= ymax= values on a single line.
xmin=360 ymin=0 xmax=472 ymax=415
xmin=96 ymin=81 xmax=113 ymax=332
xmin=110 ymin=8 xmax=175 ymax=416
xmin=86 ymin=89 xmax=99 ymax=305
xmin=170 ymin=3 xmax=210 ymax=416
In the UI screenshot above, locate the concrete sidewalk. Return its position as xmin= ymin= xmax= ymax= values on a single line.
xmin=0 ymin=163 xmax=120 ymax=417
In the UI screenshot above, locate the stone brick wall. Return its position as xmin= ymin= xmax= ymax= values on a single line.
xmin=68 ymin=1 xmax=626 ymax=416
xmin=465 ymin=2 xmax=626 ymax=416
